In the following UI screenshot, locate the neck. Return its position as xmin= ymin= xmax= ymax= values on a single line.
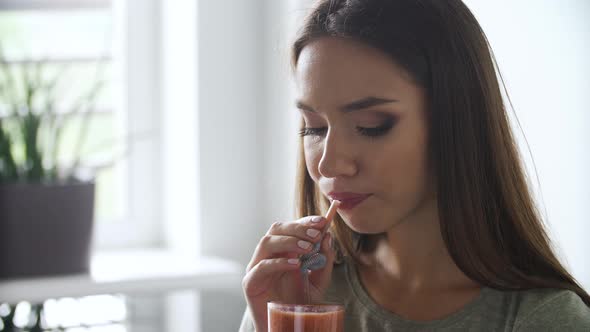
xmin=362 ymin=196 xmax=475 ymax=292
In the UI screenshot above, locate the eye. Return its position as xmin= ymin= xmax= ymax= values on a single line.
xmin=299 ymin=127 xmax=327 ymax=137
xmin=298 ymin=118 xmax=396 ymax=138
xmin=356 ymin=120 xmax=395 ymax=137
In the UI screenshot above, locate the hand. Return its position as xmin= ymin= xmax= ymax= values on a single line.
xmin=242 ymin=216 xmax=337 ymax=332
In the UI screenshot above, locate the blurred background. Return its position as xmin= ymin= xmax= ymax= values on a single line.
xmin=0 ymin=0 xmax=587 ymax=331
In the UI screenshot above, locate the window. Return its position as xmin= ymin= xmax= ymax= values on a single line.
xmin=0 ymin=0 xmax=162 ymax=249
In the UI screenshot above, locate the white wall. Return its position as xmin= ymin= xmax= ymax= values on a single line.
xmin=194 ymin=0 xmax=302 ymax=330
xmin=192 ymin=0 xmax=319 ymax=329
xmin=194 ymin=0 xmax=312 ymax=267
xmin=196 ymin=0 xmax=266 ymax=265
xmin=463 ymin=0 xmax=590 ymax=288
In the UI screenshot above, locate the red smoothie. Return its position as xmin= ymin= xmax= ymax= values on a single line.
xmin=268 ymin=302 xmax=344 ymax=332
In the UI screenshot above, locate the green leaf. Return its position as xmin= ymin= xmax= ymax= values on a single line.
xmin=22 ymin=112 xmax=44 ymax=181
xmin=0 ymin=121 xmax=18 ymax=181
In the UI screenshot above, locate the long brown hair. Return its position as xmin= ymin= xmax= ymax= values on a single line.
xmin=292 ymin=0 xmax=590 ymax=305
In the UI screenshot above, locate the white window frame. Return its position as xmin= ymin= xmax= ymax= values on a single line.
xmin=101 ymin=0 xmax=162 ymax=249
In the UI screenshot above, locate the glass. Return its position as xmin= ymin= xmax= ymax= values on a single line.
xmin=0 ymin=9 xmax=112 ymax=60
xmin=268 ymin=302 xmax=344 ymax=332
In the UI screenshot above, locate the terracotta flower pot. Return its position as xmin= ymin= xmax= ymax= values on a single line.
xmin=0 ymin=181 xmax=95 ymax=279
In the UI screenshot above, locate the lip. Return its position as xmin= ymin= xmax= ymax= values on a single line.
xmin=327 ymin=192 xmax=372 ymax=210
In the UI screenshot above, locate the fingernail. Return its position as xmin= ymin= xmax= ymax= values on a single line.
xmin=288 ymin=258 xmax=300 ymax=265
xmin=306 ymin=229 xmax=321 ymax=238
xmin=311 ymin=216 xmax=323 ymax=223
xmin=298 ymin=240 xmax=312 ymax=249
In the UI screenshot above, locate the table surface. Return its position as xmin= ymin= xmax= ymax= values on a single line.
xmin=0 ymin=249 xmax=243 ymax=303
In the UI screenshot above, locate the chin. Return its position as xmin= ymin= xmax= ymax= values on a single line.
xmin=339 ymin=214 xmax=385 ymax=235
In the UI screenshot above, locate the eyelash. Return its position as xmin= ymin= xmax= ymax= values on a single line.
xmin=298 ymin=121 xmax=394 ymax=138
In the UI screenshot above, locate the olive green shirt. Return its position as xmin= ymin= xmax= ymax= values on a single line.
xmin=239 ymin=258 xmax=590 ymax=331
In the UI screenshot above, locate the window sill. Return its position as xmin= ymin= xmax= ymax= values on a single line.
xmin=0 ymin=249 xmax=243 ymax=304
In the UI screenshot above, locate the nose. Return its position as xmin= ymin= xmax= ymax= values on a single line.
xmin=317 ymin=128 xmax=358 ymax=178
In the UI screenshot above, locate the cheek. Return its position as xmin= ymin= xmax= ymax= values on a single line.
xmin=373 ymin=135 xmax=430 ymax=198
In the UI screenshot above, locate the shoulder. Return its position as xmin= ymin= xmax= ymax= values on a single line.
xmin=513 ymin=288 xmax=590 ymax=331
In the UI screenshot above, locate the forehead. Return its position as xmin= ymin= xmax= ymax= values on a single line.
xmin=295 ymin=37 xmax=414 ymax=103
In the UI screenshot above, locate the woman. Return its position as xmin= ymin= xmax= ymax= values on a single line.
xmin=240 ymin=0 xmax=590 ymax=330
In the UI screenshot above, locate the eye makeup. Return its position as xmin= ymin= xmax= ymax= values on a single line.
xmin=355 ymin=117 xmax=395 ymax=137
xmin=298 ymin=116 xmax=396 ymax=138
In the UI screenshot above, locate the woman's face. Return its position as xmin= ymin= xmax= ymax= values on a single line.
xmin=295 ymin=37 xmax=435 ymax=234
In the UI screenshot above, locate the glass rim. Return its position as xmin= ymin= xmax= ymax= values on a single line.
xmin=268 ymin=301 xmax=344 ymax=312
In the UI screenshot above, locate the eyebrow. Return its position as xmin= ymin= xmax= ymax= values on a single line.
xmin=295 ymin=96 xmax=398 ymax=113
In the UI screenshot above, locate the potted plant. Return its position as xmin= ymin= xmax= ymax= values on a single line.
xmin=0 ymin=55 xmax=105 ymax=279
